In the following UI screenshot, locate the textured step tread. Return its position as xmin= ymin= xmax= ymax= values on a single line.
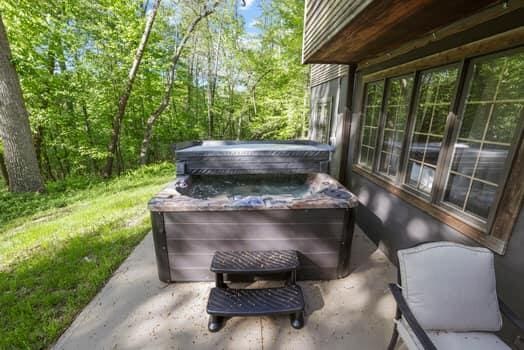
xmin=211 ymin=250 xmax=299 ymax=274
xmin=207 ymin=285 xmax=304 ymax=316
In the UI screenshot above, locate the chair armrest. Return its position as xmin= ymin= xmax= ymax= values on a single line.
xmin=389 ymin=283 xmax=437 ymax=350
xmin=499 ymin=298 xmax=524 ymax=332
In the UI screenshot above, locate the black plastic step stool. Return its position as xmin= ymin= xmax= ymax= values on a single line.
xmin=206 ymin=250 xmax=305 ymax=332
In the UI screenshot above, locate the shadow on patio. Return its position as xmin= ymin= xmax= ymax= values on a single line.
xmin=53 ymin=226 xmax=397 ymax=350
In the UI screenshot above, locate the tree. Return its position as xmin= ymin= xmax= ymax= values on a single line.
xmin=205 ymin=16 xmax=222 ymax=139
xmin=0 ymin=147 xmax=9 ymax=187
xmin=103 ymin=0 xmax=162 ymax=177
xmin=0 ymin=15 xmax=44 ymax=192
xmin=0 ymin=0 xmax=309 ymax=180
xmin=138 ymin=0 xmax=219 ymax=165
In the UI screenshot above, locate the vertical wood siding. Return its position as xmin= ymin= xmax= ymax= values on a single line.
xmin=310 ymin=64 xmax=349 ymax=87
xmin=303 ymin=0 xmax=371 ymax=63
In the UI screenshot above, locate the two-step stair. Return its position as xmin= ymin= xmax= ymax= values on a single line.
xmin=206 ymin=250 xmax=305 ymax=332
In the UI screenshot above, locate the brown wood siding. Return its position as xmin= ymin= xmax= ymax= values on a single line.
xmin=310 ymin=64 xmax=349 ymax=87
xmin=361 ymin=27 xmax=524 ymax=83
xmin=303 ymin=0 xmax=372 ymax=64
xmin=163 ymin=209 xmax=348 ymax=281
xmin=491 ymin=128 xmax=524 ymax=243
xmin=303 ymin=0 xmax=503 ymax=64
xmin=358 ymin=0 xmax=524 ymax=70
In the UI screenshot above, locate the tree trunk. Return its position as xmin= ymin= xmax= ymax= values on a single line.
xmin=301 ymin=86 xmax=308 ymax=138
xmin=186 ymin=46 xmax=194 ymax=115
xmin=251 ymin=89 xmax=257 ymax=117
xmin=34 ymin=44 xmax=56 ymax=179
xmin=0 ymin=150 xmax=9 ymax=187
xmin=206 ymin=52 xmax=214 ymax=139
xmin=237 ymin=114 xmax=242 ymax=140
xmin=81 ymin=102 xmax=98 ymax=173
xmin=103 ymin=0 xmax=161 ymax=177
xmin=139 ymin=1 xmax=219 ymax=165
xmin=205 ymin=19 xmax=222 ymax=139
xmin=42 ymin=146 xmax=56 ymax=181
xmin=205 ymin=23 xmax=213 ymax=139
xmin=46 ymin=129 xmax=67 ymax=179
xmin=0 ymin=16 xmax=44 ymax=192
xmin=33 ymin=125 xmax=44 ymax=173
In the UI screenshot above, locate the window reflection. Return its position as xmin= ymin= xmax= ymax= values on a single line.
xmin=443 ymin=51 xmax=524 ymax=220
xmin=357 ymin=49 xmax=523 ymax=227
xmin=378 ymin=75 xmax=413 ymax=178
xmin=404 ymin=66 xmax=459 ymax=194
xmin=358 ymin=81 xmax=384 ymax=169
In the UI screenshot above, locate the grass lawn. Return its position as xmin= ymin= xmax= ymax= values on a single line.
xmin=0 ymin=163 xmax=174 ymax=350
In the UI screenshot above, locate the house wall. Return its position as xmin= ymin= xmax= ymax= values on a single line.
xmin=309 ymin=75 xmax=348 ymax=180
xmin=308 ymin=14 xmax=524 ymax=341
xmin=348 ymin=162 xmax=524 ymax=343
xmin=350 ymin=170 xmax=524 ymax=342
xmin=302 ymin=0 xmax=371 ymax=63
xmin=302 ymin=0 xmax=502 ymax=64
xmin=342 ymin=58 xmax=524 ymax=342
xmin=310 ymin=64 xmax=349 ymax=87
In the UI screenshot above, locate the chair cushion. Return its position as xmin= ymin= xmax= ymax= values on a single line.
xmin=397 ymin=319 xmax=510 ymax=350
xmin=429 ymin=331 xmax=510 ymax=350
xmin=398 ymin=242 xmax=502 ymax=332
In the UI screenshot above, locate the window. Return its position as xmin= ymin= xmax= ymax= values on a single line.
xmin=405 ymin=66 xmax=459 ymax=194
xmin=354 ymin=47 xmax=524 ymax=252
xmin=442 ymin=51 xmax=524 ymax=221
xmin=312 ymin=98 xmax=332 ymax=144
xmin=358 ymin=81 xmax=384 ymax=169
xmin=378 ymin=75 xmax=413 ymax=178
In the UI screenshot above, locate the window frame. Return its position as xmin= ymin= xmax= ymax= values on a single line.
xmin=357 ymin=79 xmax=386 ymax=170
xmin=376 ymin=73 xmax=416 ymax=181
xmin=402 ymin=63 xmax=463 ymax=203
xmin=438 ymin=47 xmax=524 ymax=231
xmin=353 ymin=44 xmax=524 ymax=254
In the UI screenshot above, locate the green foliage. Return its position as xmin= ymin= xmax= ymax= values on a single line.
xmin=0 ymin=1 xmax=312 ymax=347
xmin=0 ymin=0 xmax=308 ymax=182
xmin=0 ymin=163 xmax=174 ymax=349
xmin=0 ymin=1 xmax=310 ymax=347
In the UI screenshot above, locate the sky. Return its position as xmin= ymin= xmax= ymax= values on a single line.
xmin=239 ymin=0 xmax=262 ymax=35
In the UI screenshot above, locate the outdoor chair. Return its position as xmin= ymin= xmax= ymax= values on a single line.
xmin=387 ymin=242 xmax=524 ymax=350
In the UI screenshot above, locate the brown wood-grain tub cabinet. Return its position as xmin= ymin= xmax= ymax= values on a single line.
xmin=148 ymin=173 xmax=359 ymax=282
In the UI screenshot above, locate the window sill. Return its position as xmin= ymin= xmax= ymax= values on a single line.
xmin=351 ymin=164 xmax=507 ymax=254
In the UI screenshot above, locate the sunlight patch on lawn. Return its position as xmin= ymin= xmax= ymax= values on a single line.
xmin=0 ymin=163 xmax=174 ymax=349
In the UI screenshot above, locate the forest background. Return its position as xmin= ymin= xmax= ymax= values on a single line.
xmin=0 ymin=1 xmax=308 ymax=347
xmin=0 ymin=0 xmax=308 ymax=185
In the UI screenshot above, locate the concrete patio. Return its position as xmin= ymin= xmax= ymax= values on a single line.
xmin=53 ymin=226 xmax=397 ymax=350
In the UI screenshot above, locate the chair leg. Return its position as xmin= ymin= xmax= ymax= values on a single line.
xmin=387 ymin=323 xmax=399 ymax=350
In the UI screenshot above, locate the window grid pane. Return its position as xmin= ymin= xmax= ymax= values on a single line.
xmin=378 ymin=76 xmax=413 ymax=178
xmin=443 ymin=52 xmax=524 ymax=220
xmin=358 ymin=81 xmax=384 ymax=169
xmin=405 ymin=67 xmax=459 ymax=194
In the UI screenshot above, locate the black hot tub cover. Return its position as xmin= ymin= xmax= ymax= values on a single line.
xmin=174 ymin=140 xmax=334 ymax=175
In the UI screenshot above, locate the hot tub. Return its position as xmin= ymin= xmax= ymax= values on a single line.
xmin=148 ymin=172 xmax=359 ymax=282
xmin=174 ymin=140 xmax=333 ymax=175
